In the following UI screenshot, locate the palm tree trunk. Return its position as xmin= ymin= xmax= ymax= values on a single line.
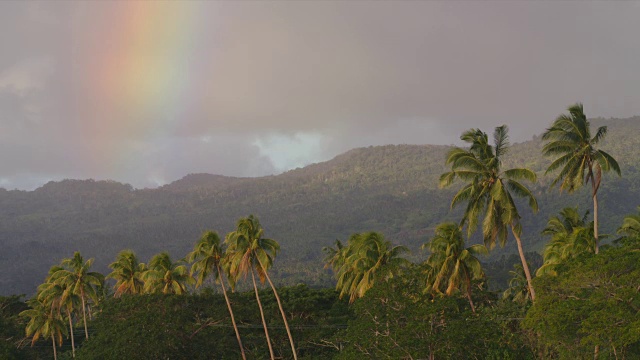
xmin=67 ymin=308 xmax=75 ymax=358
xmin=466 ymin=279 xmax=476 ymax=313
xmin=52 ymin=335 xmax=57 ymax=360
xmin=256 ymin=256 xmax=298 ymax=360
xmin=81 ymin=294 xmax=89 ymax=339
xmin=593 ymin=189 xmax=599 ymax=255
xmin=217 ymin=264 xmax=247 ymax=360
xmin=251 ymin=268 xmax=275 ymax=360
xmin=510 ymin=225 xmax=536 ymax=301
xmin=462 ymin=266 xmax=476 ymax=314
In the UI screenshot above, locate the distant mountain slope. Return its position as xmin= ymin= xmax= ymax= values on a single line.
xmin=1 ymin=117 xmax=638 ymax=295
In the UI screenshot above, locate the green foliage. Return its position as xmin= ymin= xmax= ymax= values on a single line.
xmin=142 ymin=252 xmax=193 ymax=295
xmin=423 ymin=222 xmax=487 ymax=312
xmin=0 ymin=295 xmax=41 ymax=359
xmin=225 ymin=215 xmax=280 ymax=287
xmin=20 ymin=298 xmax=68 ymax=359
xmin=441 ymin=124 xmax=539 ymax=300
xmin=337 ymin=264 xmax=534 ymax=359
xmin=502 ymin=263 xmax=531 ymax=304
xmin=523 ymin=239 xmax=640 ymax=359
xmin=441 ymin=125 xmax=538 ymax=247
xmin=542 ymin=104 xmax=622 ymax=254
xmin=323 ymin=232 xmax=408 ymax=303
xmin=618 ymin=206 xmax=640 ymax=238
xmin=537 ymin=207 xmax=595 ymax=276
xmin=542 ymin=104 xmax=621 ymax=193
xmin=106 ymin=250 xmax=146 ymax=296
xmin=225 ymin=215 xmax=298 ymax=359
xmin=74 ymin=286 xmax=351 ymax=360
xmin=186 ymin=231 xmax=225 ymax=288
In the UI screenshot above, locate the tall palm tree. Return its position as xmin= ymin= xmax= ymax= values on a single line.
xmin=542 ymin=103 xmax=621 ymax=254
xmin=38 ymin=267 xmax=82 ymax=358
xmin=142 ymin=252 xmax=193 ymax=295
xmin=106 ymin=250 xmax=146 ymax=297
xmin=187 ymin=231 xmax=246 ymax=360
xmin=537 ymin=207 xmax=595 ymax=276
xmin=225 ymin=215 xmax=297 ymax=360
xmin=50 ymin=252 xmax=104 ymax=340
xmin=20 ymin=299 xmax=68 ymax=360
xmin=324 ymin=232 xmax=408 ymax=303
xmin=440 ymin=125 xmax=539 ymax=301
xmin=423 ymin=222 xmax=487 ymax=313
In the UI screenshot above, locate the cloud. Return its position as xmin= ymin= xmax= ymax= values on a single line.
xmin=0 ymin=57 xmax=53 ymax=95
xmin=0 ymin=1 xmax=639 ymax=189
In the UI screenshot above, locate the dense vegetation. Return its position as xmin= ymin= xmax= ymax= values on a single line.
xmin=1 ymin=109 xmax=639 ymax=359
xmin=1 ymin=117 xmax=639 ymax=296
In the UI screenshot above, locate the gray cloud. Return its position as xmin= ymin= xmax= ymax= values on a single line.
xmin=1 ymin=1 xmax=639 ymax=189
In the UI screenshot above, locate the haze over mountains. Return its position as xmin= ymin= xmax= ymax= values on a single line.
xmin=1 ymin=117 xmax=639 ymax=296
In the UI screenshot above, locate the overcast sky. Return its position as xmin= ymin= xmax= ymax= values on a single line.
xmin=1 ymin=1 xmax=639 ymax=190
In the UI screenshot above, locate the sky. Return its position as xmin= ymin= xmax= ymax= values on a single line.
xmin=1 ymin=1 xmax=639 ymax=190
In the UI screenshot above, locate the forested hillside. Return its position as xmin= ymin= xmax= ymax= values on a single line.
xmin=1 ymin=117 xmax=638 ymax=296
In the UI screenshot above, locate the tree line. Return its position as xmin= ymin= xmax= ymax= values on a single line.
xmin=5 ymin=103 xmax=640 ymax=359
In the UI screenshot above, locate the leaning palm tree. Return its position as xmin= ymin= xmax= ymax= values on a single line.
xmin=542 ymin=103 xmax=621 ymax=254
xmin=187 ymin=231 xmax=246 ymax=360
xmin=106 ymin=250 xmax=146 ymax=297
xmin=38 ymin=268 xmax=82 ymax=358
xmin=423 ymin=222 xmax=487 ymax=313
xmin=440 ymin=125 xmax=539 ymax=301
xmin=537 ymin=207 xmax=595 ymax=276
xmin=225 ymin=215 xmax=297 ymax=360
xmin=324 ymin=232 xmax=408 ymax=303
xmin=20 ymin=299 xmax=68 ymax=360
xmin=142 ymin=252 xmax=194 ymax=295
xmin=50 ymin=252 xmax=104 ymax=340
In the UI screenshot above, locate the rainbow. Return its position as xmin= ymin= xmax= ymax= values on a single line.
xmin=75 ymin=1 xmax=210 ymax=182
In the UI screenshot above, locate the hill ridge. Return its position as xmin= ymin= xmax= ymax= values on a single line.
xmin=1 ymin=117 xmax=638 ymax=295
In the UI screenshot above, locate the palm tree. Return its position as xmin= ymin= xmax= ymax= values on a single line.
xmin=20 ymin=299 xmax=68 ymax=360
xmin=187 ymin=231 xmax=246 ymax=360
xmin=502 ymin=264 xmax=531 ymax=304
xmin=423 ymin=222 xmax=487 ymax=313
xmin=440 ymin=125 xmax=539 ymax=301
xmin=225 ymin=215 xmax=297 ymax=360
xmin=142 ymin=252 xmax=194 ymax=295
xmin=542 ymin=103 xmax=621 ymax=254
xmin=618 ymin=206 xmax=640 ymax=239
xmin=50 ymin=252 xmax=104 ymax=340
xmin=537 ymin=207 xmax=595 ymax=276
xmin=37 ymin=267 xmax=82 ymax=358
xmin=324 ymin=232 xmax=408 ymax=303
xmin=106 ymin=250 xmax=146 ymax=297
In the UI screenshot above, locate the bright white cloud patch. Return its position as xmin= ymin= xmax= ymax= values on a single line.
xmin=253 ymin=132 xmax=325 ymax=171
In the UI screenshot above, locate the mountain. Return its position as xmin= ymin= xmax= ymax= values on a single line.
xmin=1 ymin=117 xmax=639 ymax=296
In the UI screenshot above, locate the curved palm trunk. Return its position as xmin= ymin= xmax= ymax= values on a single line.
xmin=67 ymin=308 xmax=75 ymax=358
xmin=510 ymin=225 xmax=536 ymax=302
xmin=463 ymin=267 xmax=476 ymax=314
xmin=251 ymin=268 xmax=275 ymax=360
xmin=217 ymin=264 xmax=246 ymax=360
xmin=52 ymin=335 xmax=57 ymax=360
xmin=258 ymin=259 xmax=298 ymax=360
